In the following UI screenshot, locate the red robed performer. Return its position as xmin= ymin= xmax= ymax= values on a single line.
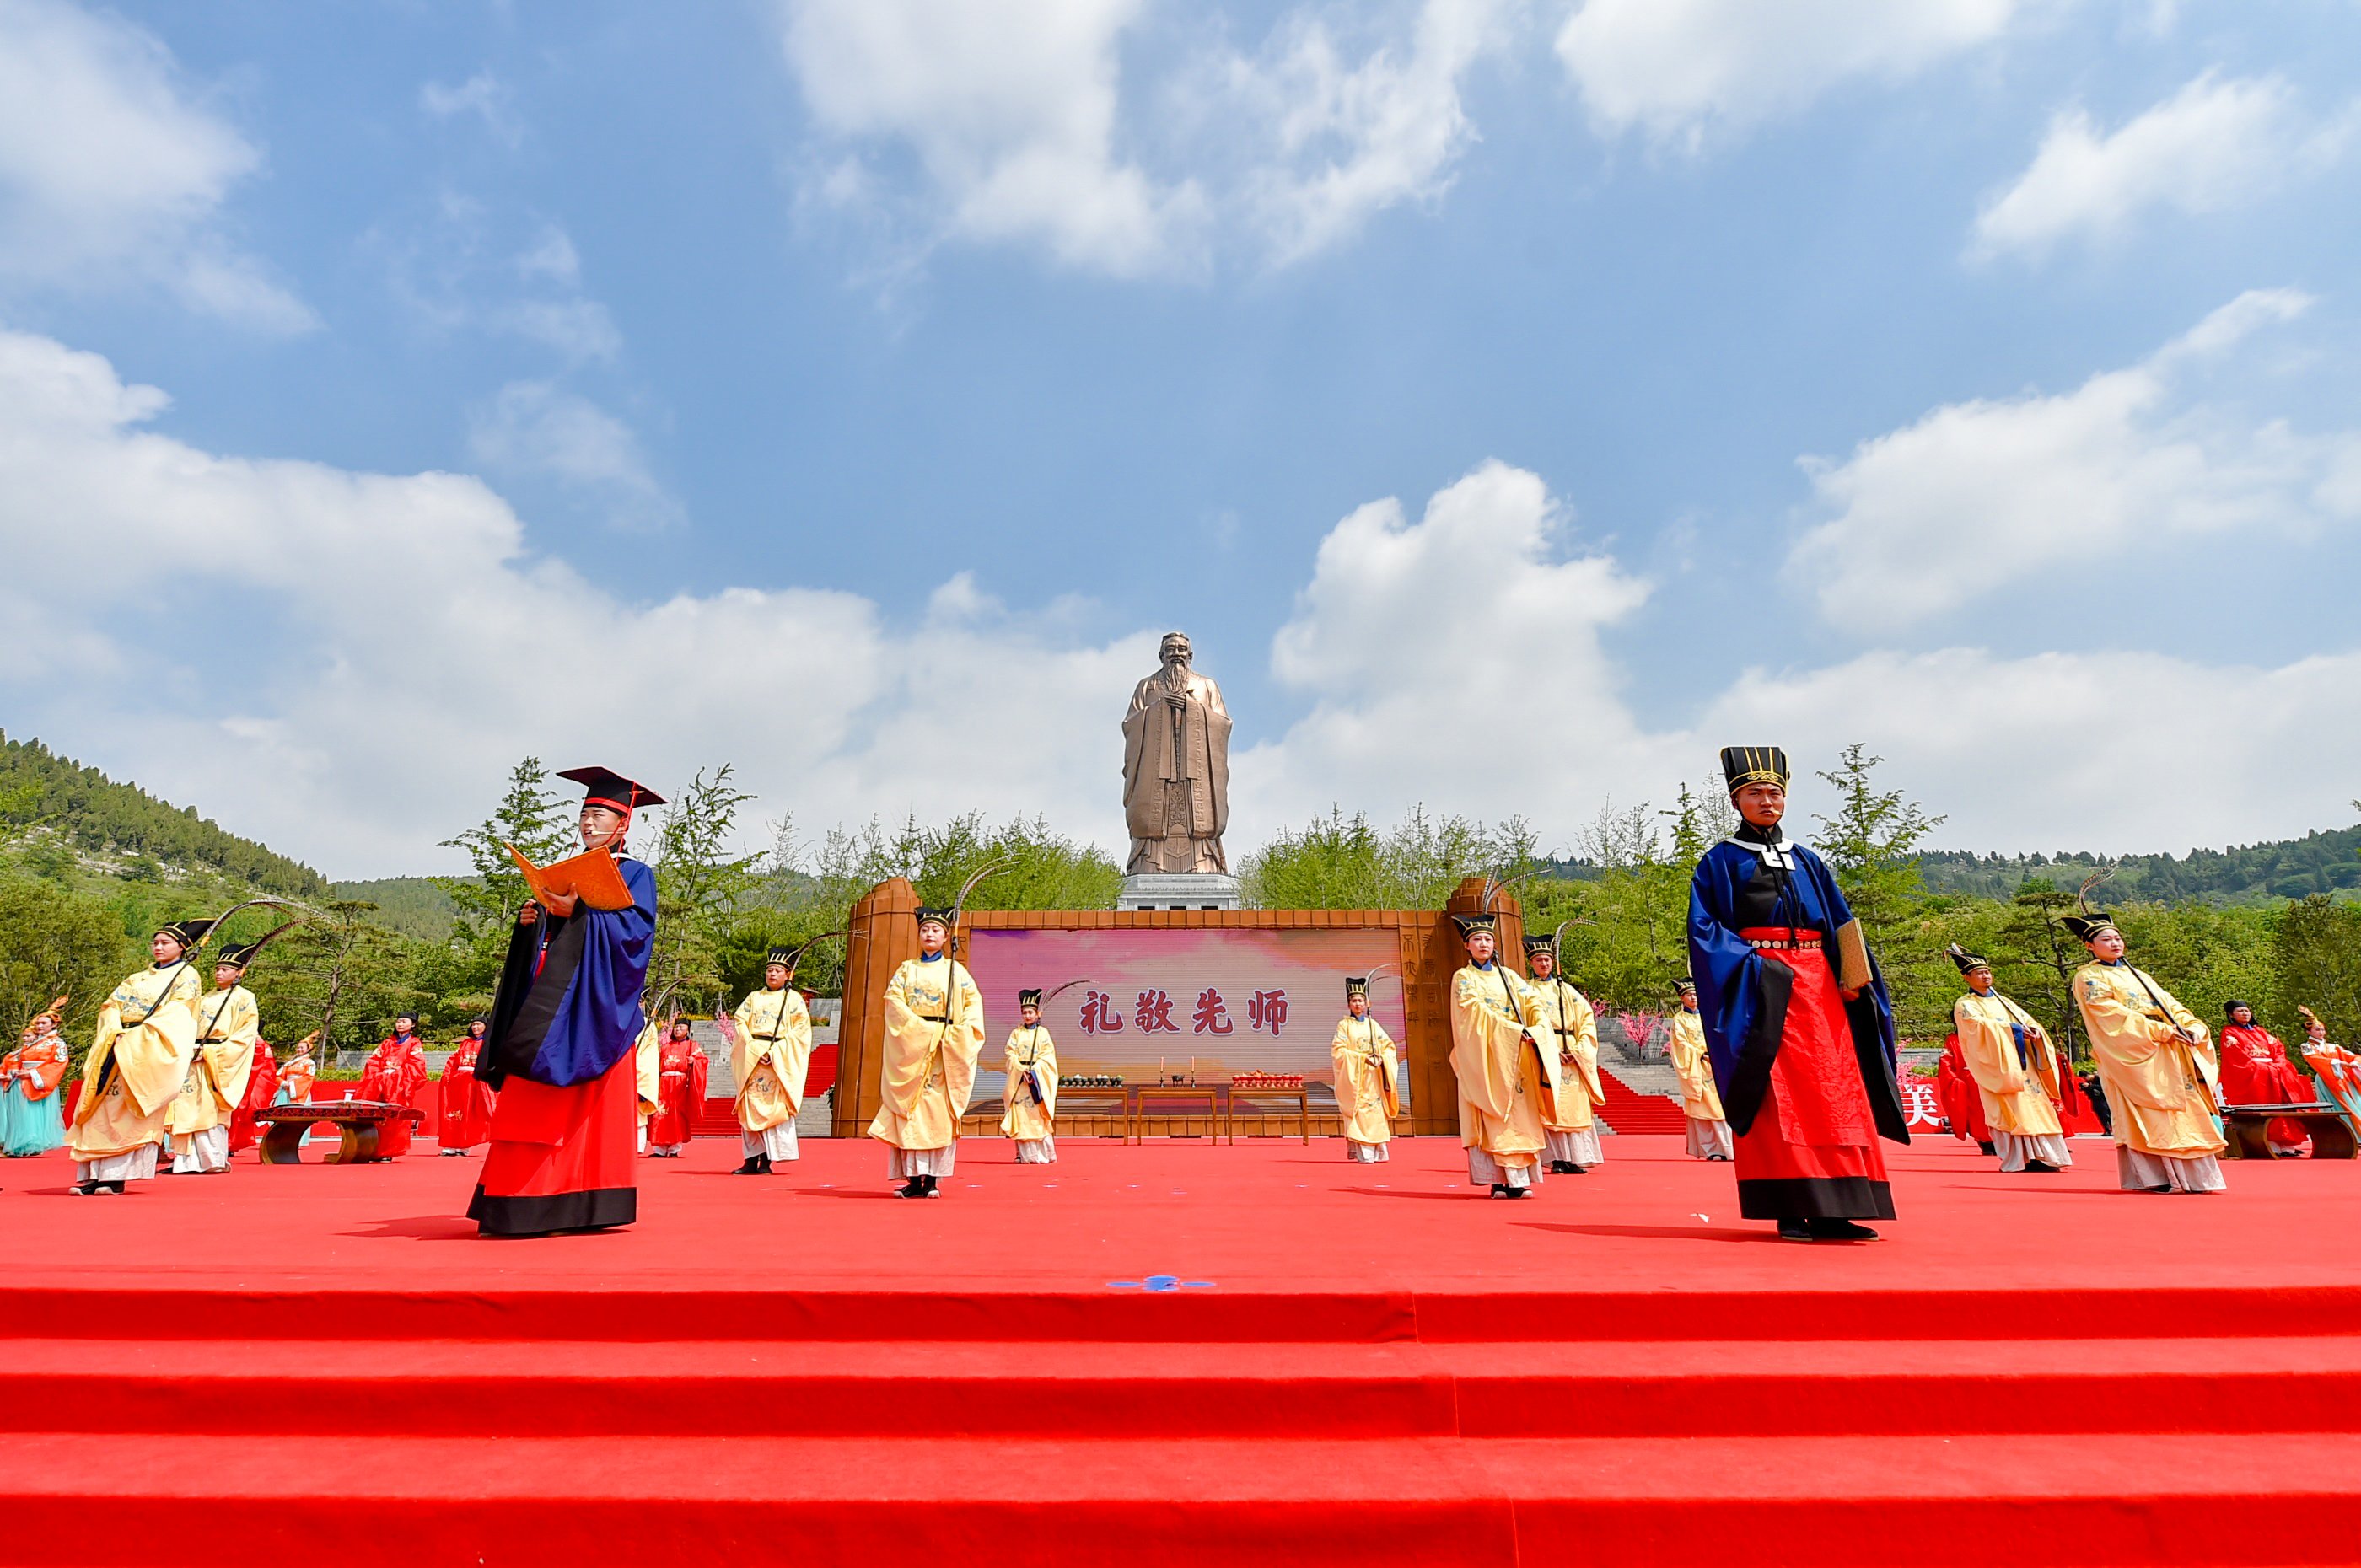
xmin=358 ymin=1011 xmax=431 ymax=1157
xmin=438 ymin=1018 xmax=498 ymax=1155
xmin=467 ymin=766 xmax=661 ymax=1238
xmin=1937 ymin=1033 xmax=1993 ymax=1147
xmin=646 ymin=1018 xmax=708 ymax=1155
xmin=229 ymin=1040 xmax=277 ymax=1154
xmin=2218 ymin=1000 xmax=2314 ymax=1155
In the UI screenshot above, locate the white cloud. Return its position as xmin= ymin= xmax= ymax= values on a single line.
xmin=466 ymin=379 xmax=679 ymax=531
xmin=1555 ymin=0 xmax=2037 ymax=149
xmin=1241 ymin=459 xmax=1681 ymax=839
xmin=0 ymin=0 xmax=311 ymax=329
xmin=1974 ymin=72 xmax=2358 ymax=259
xmin=421 ymin=70 xmax=524 ymax=148
xmin=4 ymin=330 xmax=2354 ymax=877
xmin=777 ymin=0 xmax=1508 ymax=277
xmin=1786 ymin=289 xmax=2358 ymax=631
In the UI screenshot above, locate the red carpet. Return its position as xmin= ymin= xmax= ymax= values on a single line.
xmin=3 ymin=1130 xmax=2358 ymax=1565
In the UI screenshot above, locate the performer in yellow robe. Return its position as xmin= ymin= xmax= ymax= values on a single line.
xmin=1329 ymin=976 xmax=1398 ymax=1163
xmin=1667 ymin=977 xmax=1733 ymax=1160
xmin=1946 ymin=944 xmax=2071 ymax=1173
xmin=1448 ymin=913 xmax=1558 ymax=1198
xmin=728 ymin=948 xmax=812 ymax=1174
xmin=1526 ymin=937 xmax=1605 ymax=1174
xmin=165 ymin=942 xmax=263 ymax=1174
xmin=867 ymin=906 xmax=985 ymax=1198
xmin=68 ymin=920 xmax=208 ymax=1195
xmin=632 ymin=1015 xmax=664 ymax=1154
xmin=2067 ymin=911 xmax=2224 ymax=1193
xmin=999 ymin=988 xmax=1059 ymax=1163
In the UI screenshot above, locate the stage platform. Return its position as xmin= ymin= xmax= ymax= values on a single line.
xmin=3 ymin=1132 xmax=2358 ymax=1565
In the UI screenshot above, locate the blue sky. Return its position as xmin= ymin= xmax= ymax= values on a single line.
xmin=2 ymin=0 xmax=2358 ymax=876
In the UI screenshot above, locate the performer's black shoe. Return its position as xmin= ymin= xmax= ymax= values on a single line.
xmin=2023 ymin=1159 xmax=2060 ymax=1173
xmin=1565 ymin=1163 xmax=1588 ymax=1174
xmin=1976 ymin=1141 xmax=1997 ymax=1157
xmin=72 ymin=1181 xmax=126 ymax=1197
xmin=896 ymin=1178 xmax=927 ymax=1199
xmin=733 ymin=1157 xmax=765 ymax=1175
xmin=1777 ymin=1219 xmax=1814 ymax=1242
xmin=922 ymin=1175 xmax=942 ymax=1198
xmin=1489 ymin=1183 xmax=1510 ymax=1198
xmin=1807 ymin=1218 xmax=1880 ymax=1242
xmin=1503 ymin=1184 xmax=1531 ymax=1199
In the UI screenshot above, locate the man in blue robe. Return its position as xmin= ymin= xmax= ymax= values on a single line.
xmin=467 ymin=766 xmax=661 ymax=1238
xmin=1689 ymin=746 xmax=1907 ymax=1241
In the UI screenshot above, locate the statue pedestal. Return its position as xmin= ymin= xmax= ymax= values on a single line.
xmin=1118 ymin=873 xmax=1242 ymax=911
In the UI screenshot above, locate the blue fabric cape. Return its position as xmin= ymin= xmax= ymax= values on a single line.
xmin=1686 ymin=835 xmax=1907 ymax=1142
xmin=480 ymin=856 xmax=656 ymax=1090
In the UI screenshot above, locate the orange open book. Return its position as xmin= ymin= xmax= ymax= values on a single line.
xmin=505 ymin=843 xmax=636 ymax=912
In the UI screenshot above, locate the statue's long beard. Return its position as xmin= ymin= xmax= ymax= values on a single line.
xmin=1161 ymin=654 xmax=1190 ymax=694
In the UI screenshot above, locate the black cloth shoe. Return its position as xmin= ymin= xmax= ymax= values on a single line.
xmin=1565 ymin=1163 xmax=1588 ymax=1174
xmin=2023 ymin=1159 xmax=2059 ymax=1173
xmin=895 ymin=1179 xmax=927 ymax=1199
xmin=733 ymin=1157 xmax=764 ymax=1174
xmin=1503 ymin=1185 xmax=1531 ymax=1199
xmin=1489 ymin=1183 xmax=1510 ymax=1198
xmin=1807 ymin=1218 xmax=1880 ymax=1242
xmin=1777 ymin=1219 xmax=1814 ymax=1242
xmin=1976 ymin=1141 xmax=1997 ymax=1157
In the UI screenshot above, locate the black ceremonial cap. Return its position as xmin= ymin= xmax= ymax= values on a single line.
xmin=557 ymin=766 xmax=666 ymax=813
xmin=157 ymin=918 xmax=215 ymax=947
xmin=1449 ymin=912 xmax=1498 ymax=939
xmin=1018 ymin=988 xmax=1044 ymax=1008
xmin=214 ymin=942 xmax=260 ymax=969
xmin=1522 ymin=935 xmax=1555 ymax=955
xmin=2062 ymin=913 xmax=2117 ymax=942
xmin=914 ymin=906 xmax=955 ymax=927
xmin=1344 ymin=976 xmax=1369 ymax=999
xmin=1946 ymin=943 xmax=1991 ymax=975
xmin=1720 ymin=746 xmax=1790 ymax=792
xmin=765 ymin=947 xmax=797 ymax=969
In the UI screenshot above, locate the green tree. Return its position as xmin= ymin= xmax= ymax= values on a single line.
xmin=0 ymin=872 xmax=143 ymax=1067
xmin=254 ymin=900 xmax=424 ymax=1057
xmin=1992 ymin=880 xmax=2089 ymax=1062
xmin=2272 ymin=894 xmax=2361 ymax=1041
xmin=1240 ymin=803 xmax=1507 ymax=910
xmin=646 ymin=765 xmax=761 ymax=1007
xmin=432 ymin=757 xmax=576 ymax=1007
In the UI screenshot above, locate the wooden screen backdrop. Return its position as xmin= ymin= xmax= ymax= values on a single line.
xmin=833 ymin=876 xmax=1525 ymax=1139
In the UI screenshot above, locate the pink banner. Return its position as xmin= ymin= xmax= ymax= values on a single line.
xmin=965 ymin=928 xmax=1407 ymax=1105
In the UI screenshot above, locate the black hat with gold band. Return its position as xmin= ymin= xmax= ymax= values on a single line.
xmin=1946 ymin=943 xmax=1992 ymax=976
xmin=1018 ymin=988 xmax=1044 ymax=1009
xmin=1522 ymin=935 xmax=1556 ymax=957
xmin=2062 ymin=912 xmax=2118 ymax=942
xmin=914 ymin=906 xmax=955 ymax=930
xmin=156 ymin=918 xmax=215 ymax=948
xmin=1719 ymin=745 xmax=1790 ymax=795
xmin=1344 ymin=976 xmax=1369 ymax=1001
xmin=215 ymin=941 xmax=261 ymax=970
xmin=1449 ymin=912 xmax=1498 ymax=940
xmin=764 ymin=946 xmax=796 ymax=969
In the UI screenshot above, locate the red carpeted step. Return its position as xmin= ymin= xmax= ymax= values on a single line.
xmin=4 ymin=1431 xmax=2359 ymax=1567
xmin=11 ymin=1335 xmax=2361 ymax=1440
xmin=1597 ymin=1066 xmax=1691 ymax=1134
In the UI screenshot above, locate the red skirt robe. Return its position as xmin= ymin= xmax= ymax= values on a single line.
xmin=1734 ymin=929 xmax=1893 ymax=1222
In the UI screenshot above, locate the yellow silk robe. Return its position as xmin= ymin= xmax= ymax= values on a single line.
xmin=168 ymin=984 xmax=261 ymax=1136
xmin=1449 ymin=962 xmax=1556 ymax=1169
xmin=2074 ymin=959 xmax=2224 ymax=1159
xmin=1953 ymin=989 xmax=2065 ymax=1137
xmin=867 ymin=955 xmax=985 ymax=1152
xmin=1529 ymin=975 xmax=1602 ymax=1132
xmin=732 ymin=985 xmax=812 ymax=1135
xmin=1329 ymin=1014 xmax=1398 ymax=1145
xmin=1666 ymin=1007 xmax=1724 ymax=1121
xmin=634 ymin=1023 xmax=663 ymax=1117
xmin=69 ymin=962 xmax=202 ymax=1161
xmin=999 ymin=1026 xmax=1059 ymax=1141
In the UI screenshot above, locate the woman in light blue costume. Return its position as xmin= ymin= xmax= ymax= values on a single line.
xmin=3 ymin=998 xmax=73 ymax=1157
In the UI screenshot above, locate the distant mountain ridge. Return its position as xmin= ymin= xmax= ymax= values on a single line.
xmin=1916 ymin=824 xmax=2361 ymax=905
xmin=0 ymin=731 xmax=327 ymax=897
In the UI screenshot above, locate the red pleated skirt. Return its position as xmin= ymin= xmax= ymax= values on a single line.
xmin=1735 ymin=929 xmax=1894 ymax=1222
xmin=467 ymin=1052 xmax=638 ymax=1237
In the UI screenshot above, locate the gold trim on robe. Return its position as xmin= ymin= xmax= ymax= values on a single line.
xmin=69 ymin=963 xmax=202 ymax=1162
xmin=1952 ymin=989 xmax=2065 ymax=1137
xmin=1330 ymin=1014 xmax=1399 ymax=1145
xmin=1665 ymin=1008 xmax=1724 ymax=1121
xmin=731 ymin=985 xmax=812 ymax=1135
xmin=2073 ymin=960 xmax=2224 ymax=1159
xmin=867 ymin=956 xmax=985 ymax=1152
xmin=1449 ymin=963 xmax=1556 ymax=1172
xmin=999 ymin=1026 xmax=1059 ymax=1141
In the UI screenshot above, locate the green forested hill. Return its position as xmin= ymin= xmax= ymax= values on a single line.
xmin=1918 ymin=824 xmax=2361 ymax=905
xmin=332 ymin=876 xmax=459 ymax=941
xmin=1 ymin=731 xmax=328 ymax=895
